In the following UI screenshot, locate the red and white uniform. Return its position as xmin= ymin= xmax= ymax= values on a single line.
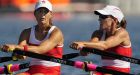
xmin=24 ymin=26 xmax=63 ymax=75
xmin=95 ymin=30 xmax=132 ymax=75
xmin=102 ymin=45 xmax=132 ymax=68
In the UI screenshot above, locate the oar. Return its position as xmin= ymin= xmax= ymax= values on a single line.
xmin=62 ymin=53 xmax=80 ymax=59
xmin=80 ymin=47 xmax=140 ymax=65
xmin=0 ymin=57 xmax=13 ymax=63
xmin=0 ymin=61 xmax=133 ymax=75
xmin=8 ymin=49 xmax=132 ymax=75
xmin=0 ymin=53 xmax=80 ymax=63
xmin=67 ymin=47 xmax=140 ymax=65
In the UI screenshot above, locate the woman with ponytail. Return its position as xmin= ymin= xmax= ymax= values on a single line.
xmin=70 ymin=5 xmax=132 ymax=75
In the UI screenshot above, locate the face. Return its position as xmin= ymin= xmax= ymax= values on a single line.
xmin=34 ymin=7 xmax=52 ymax=27
xmin=98 ymin=15 xmax=116 ymax=32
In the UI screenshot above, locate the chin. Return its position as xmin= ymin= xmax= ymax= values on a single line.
xmin=40 ymin=21 xmax=46 ymax=24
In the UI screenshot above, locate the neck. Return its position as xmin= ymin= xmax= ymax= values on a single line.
xmin=36 ymin=25 xmax=51 ymax=33
xmin=106 ymin=28 xmax=117 ymax=36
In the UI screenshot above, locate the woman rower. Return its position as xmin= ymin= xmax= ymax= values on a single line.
xmin=70 ymin=5 xmax=132 ymax=75
xmin=1 ymin=0 xmax=64 ymax=75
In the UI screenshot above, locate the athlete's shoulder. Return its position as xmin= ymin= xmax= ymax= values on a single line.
xmin=53 ymin=26 xmax=61 ymax=31
xmin=52 ymin=26 xmax=63 ymax=35
xmin=115 ymin=28 xmax=130 ymax=40
xmin=49 ymin=26 xmax=64 ymax=43
xmin=116 ymin=28 xmax=129 ymax=36
xmin=21 ymin=28 xmax=31 ymax=34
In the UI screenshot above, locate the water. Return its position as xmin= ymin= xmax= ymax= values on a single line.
xmin=0 ymin=12 xmax=140 ymax=75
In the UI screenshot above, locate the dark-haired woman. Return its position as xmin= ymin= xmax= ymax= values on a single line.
xmin=70 ymin=5 xmax=132 ymax=75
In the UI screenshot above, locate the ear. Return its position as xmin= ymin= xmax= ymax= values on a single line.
xmin=114 ymin=18 xmax=118 ymax=24
xmin=111 ymin=18 xmax=117 ymax=34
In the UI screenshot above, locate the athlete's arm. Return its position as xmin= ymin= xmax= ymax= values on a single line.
xmin=18 ymin=28 xmax=31 ymax=45
xmin=79 ymin=30 xmax=102 ymax=55
xmin=23 ymin=27 xmax=64 ymax=54
xmin=82 ymin=29 xmax=128 ymax=50
xmin=70 ymin=29 xmax=128 ymax=51
xmin=2 ymin=27 xmax=63 ymax=54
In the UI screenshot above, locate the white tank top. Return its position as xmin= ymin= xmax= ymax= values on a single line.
xmin=29 ymin=26 xmax=61 ymax=67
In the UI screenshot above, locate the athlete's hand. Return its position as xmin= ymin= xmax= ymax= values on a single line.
xmin=69 ymin=42 xmax=84 ymax=50
xmin=2 ymin=44 xmax=16 ymax=52
xmin=13 ymin=53 xmax=27 ymax=60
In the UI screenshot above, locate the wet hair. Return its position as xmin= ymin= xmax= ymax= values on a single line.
xmin=118 ymin=18 xmax=127 ymax=29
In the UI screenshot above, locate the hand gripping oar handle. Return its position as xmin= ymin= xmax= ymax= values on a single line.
xmin=82 ymin=47 xmax=140 ymax=65
xmin=11 ymin=49 xmax=132 ymax=75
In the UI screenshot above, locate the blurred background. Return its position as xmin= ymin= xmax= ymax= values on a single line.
xmin=0 ymin=0 xmax=140 ymax=75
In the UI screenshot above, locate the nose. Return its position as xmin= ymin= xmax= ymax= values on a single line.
xmin=40 ymin=12 xmax=45 ymax=16
xmin=41 ymin=15 xmax=45 ymax=19
xmin=40 ymin=12 xmax=46 ymax=19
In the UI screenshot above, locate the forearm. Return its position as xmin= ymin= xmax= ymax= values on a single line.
xmin=15 ymin=45 xmax=44 ymax=54
xmin=82 ymin=41 xmax=107 ymax=50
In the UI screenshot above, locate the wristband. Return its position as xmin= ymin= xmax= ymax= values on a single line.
xmin=23 ymin=45 xmax=28 ymax=51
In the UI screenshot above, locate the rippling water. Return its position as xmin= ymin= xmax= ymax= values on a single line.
xmin=0 ymin=12 xmax=140 ymax=75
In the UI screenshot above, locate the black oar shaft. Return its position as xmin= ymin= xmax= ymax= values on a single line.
xmin=62 ymin=53 xmax=79 ymax=59
xmin=0 ymin=53 xmax=79 ymax=63
xmin=82 ymin=47 xmax=140 ymax=65
xmin=0 ymin=57 xmax=12 ymax=63
xmin=13 ymin=50 xmax=75 ymax=66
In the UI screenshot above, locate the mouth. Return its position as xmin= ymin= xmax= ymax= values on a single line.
xmin=41 ymin=18 xmax=45 ymax=20
xmin=40 ymin=18 xmax=46 ymax=22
